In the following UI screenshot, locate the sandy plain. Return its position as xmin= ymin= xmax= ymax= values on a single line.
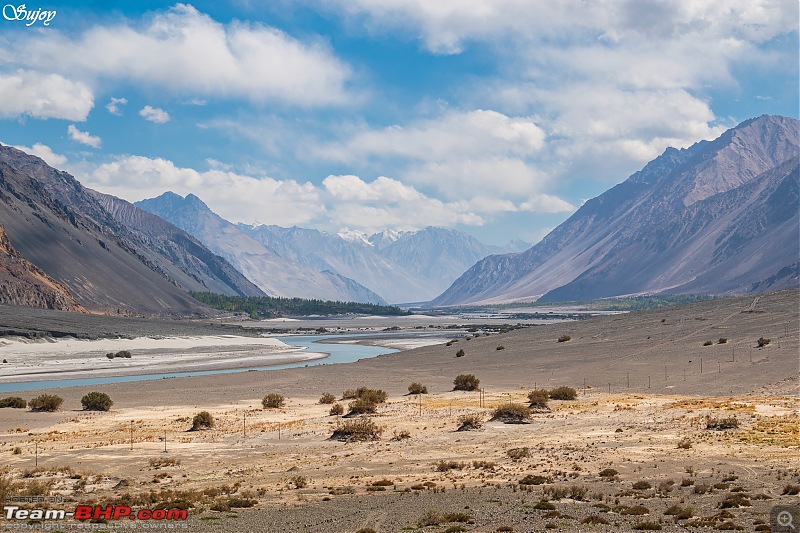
xmin=0 ymin=290 xmax=798 ymax=532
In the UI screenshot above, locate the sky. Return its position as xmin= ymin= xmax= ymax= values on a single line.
xmin=1 ymin=1 xmax=797 ymax=245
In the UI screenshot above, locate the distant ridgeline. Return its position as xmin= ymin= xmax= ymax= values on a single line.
xmin=190 ymin=292 xmax=410 ymax=318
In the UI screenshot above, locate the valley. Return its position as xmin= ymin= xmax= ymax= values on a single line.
xmin=0 ymin=290 xmax=796 ymax=531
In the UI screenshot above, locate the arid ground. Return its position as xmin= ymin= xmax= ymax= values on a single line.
xmin=1 ymin=290 xmax=798 ymax=532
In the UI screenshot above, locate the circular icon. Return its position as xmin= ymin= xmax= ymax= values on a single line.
xmin=777 ymin=510 xmax=794 ymax=528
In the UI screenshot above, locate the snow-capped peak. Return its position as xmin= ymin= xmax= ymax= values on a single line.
xmin=337 ymin=227 xmax=372 ymax=245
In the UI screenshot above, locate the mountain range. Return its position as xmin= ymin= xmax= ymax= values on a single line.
xmin=136 ymin=192 xmax=528 ymax=304
xmin=433 ymin=115 xmax=799 ymax=305
xmin=135 ymin=192 xmax=387 ymax=304
xmin=237 ymin=224 xmax=529 ymax=303
xmin=0 ymin=114 xmax=796 ymax=314
xmin=0 ymin=144 xmax=261 ymax=314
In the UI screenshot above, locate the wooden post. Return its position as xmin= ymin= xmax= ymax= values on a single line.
xmin=627 ymin=372 xmax=630 ymax=388
xmin=700 ymin=358 xmax=703 ymax=374
xmin=665 ymin=365 xmax=667 ymax=382
xmin=130 ymin=420 xmax=133 ymax=450
xmin=35 ymin=441 xmax=38 ymax=467
xmin=684 ymin=369 xmax=686 ymax=381
xmin=608 ymin=382 xmax=611 ymax=394
xmin=278 ymin=422 xmax=281 ymax=440
xmin=718 ymin=362 xmax=721 ymax=373
xmin=164 ymin=430 xmax=167 ymax=453
xmin=648 ymin=376 xmax=651 ymax=389
xmin=243 ymin=410 xmax=246 ymax=438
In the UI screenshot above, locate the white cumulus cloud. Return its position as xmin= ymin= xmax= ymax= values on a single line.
xmin=139 ymin=105 xmax=171 ymax=123
xmin=67 ymin=125 xmax=102 ymax=148
xmin=105 ymin=97 xmax=128 ymax=115
xmin=6 ymin=4 xmax=353 ymax=107
xmin=83 ymin=155 xmax=325 ymax=227
xmin=0 ymin=70 xmax=93 ymax=121
xmin=316 ymin=109 xmax=555 ymax=199
xmin=9 ymin=142 xmax=68 ymax=167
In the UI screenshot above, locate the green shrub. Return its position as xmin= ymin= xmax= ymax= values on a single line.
xmin=520 ymin=474 xmax=551 ymax=485
xmin=455 ymin=349 xmax=465 ymax=357
xmin=262 ymin=393 xmax=285 ymax=409
xmin=418 ymin=509 xmax=443 ymax=526
xmin=783 ymin=483 xmax=800 ymax=495
xmin=80 ymin=392 xmax=113 ymax=411
xmin=106 ymin=350 xmax=132 ymax=359
xmin=527 ymin=389 xmax=550 ymax=409
xmin=342 ymin=388 xmax=358 ymax=399
xmin=615 ymin=505 xmax=649 ymax=515
xmin=599 ymin=468 xmax=618 ymax=478
xmin=453 ymin=374 xmax=480 ymax=391
xmin=632 ymin=480 xmax=652 ymax=490
xmin=549 ymin=386 xmax=577 ymax=400
xmin=408 ymin=382 xmax=428 ymax=394
xmin=29 ymin=394 xmax=63 ymax=412
xmin=664 ymin=504 xmax=693 ymax=519
xmin=319 ymin=392 xmax=336 ymax=404
xmin=633 ymin=522 xmax=662 ymax=530
xmin=434 ymin=460 xmax=466 ymax=472
xmin=757 ymin=337 xmax=771 ymax=347
xmin=329 ymin=403 xmax=344 ymax=416
xmin=190 ymin=411 xmax=214 ymax=431
xmin=346 ymin=398 xmax=377 ymax=416
xmin=557 ymin=335 xmax=571 ymax=343
xmin=490 ymin=403 xmax=531 ymax=424
xmin=345 ymin=387 xmax=387 ymax=403
xmin=496 ymin=345 xmax=505 ymax=350
xmin=507 ymin=447 xmax=530 ymax=461
xmin=581 ymin=516 xmax=609 ymax=525
xmin=0 ymin=397 xmax=26 ymax=409
xmin=456 ymin=413 xmax=482 ymax=431
xmin=718 ymin=338 xmax=728 ymax=344
xmin=706 ymin=416 xmax=739 ymax=430
xmin=329 ymin=417 xmax=382 ymax=442
xmin=703 ymin=340 xmax=713 ymax=346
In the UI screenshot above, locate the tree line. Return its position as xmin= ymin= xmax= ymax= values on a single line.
xmin=189 ymin=292 xmax=409 ymax=318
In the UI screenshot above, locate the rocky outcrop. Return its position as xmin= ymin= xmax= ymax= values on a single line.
xmin=0 ymin=224 xmax=85 ymax=311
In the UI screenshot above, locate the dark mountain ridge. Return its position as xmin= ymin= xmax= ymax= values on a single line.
xmin=433 ymin=115 xmax=799 ymax=305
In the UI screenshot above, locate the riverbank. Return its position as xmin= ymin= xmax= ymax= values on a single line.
xmin=0 ymin=335 xmax=327 ymax=388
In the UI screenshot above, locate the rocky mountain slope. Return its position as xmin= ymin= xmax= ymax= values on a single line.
xmin=434 ymin=115 xmax=799 ymax=305
xmin=0 ymin=224 xmax=85 ymax=312
xmin=91 ymin=191 xmax=264 ymax=298
xmin=136 ymin=193 xmax=386 ymax=304
xmin=0 ymin=145 xmax=231 ymax=315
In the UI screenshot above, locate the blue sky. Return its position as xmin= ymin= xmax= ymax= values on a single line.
xmin=1 ymin=1 xmax=797 ymax=245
